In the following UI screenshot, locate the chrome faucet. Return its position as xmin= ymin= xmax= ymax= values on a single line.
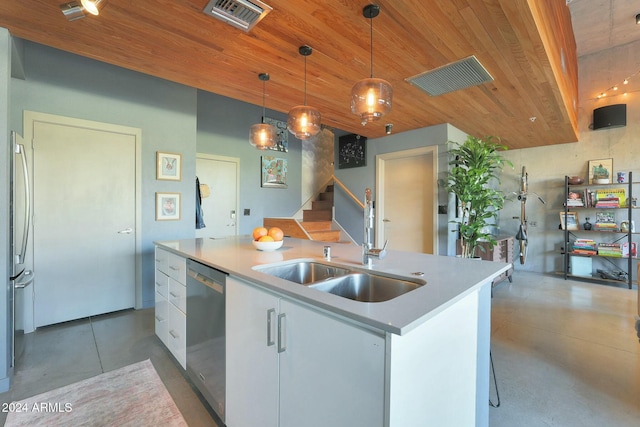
xmin=362 ymin=188 xmax=388 ymax=266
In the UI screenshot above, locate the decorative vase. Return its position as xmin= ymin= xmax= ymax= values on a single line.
xmin=584 ymin=217 xmax=592 ymax=230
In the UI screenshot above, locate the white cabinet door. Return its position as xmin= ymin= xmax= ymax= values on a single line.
xmin=226 ymin=277 xmax=279 ymax=427
xmin=279 ymin=299 xmax=385 ymax=427
xmin=168 ymin=302 xmax=186 ymax=369
xmin=226 ymin=276 xmax=386 ymax=427
xmin=155 ymin=291 xmax=168 ymax=346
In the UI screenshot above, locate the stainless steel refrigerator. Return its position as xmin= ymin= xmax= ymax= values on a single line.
xmin=9 ymin=130 xmax=34 ymax=368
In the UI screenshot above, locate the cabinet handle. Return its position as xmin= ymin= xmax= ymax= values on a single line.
xmin=169 ymin=330 xmax=179 ymax=339
xmin=267 ymin=308 xmax=276 ymax=347
xmin=169 ymin=292 xmax=179 ymax=298
xmin=169 ymin=266 xmax=179 ymax=271
xmin=277 ymin=313 xmax=286 ymax=353
xmin=155 ymin=315 xmax=164 ymax=322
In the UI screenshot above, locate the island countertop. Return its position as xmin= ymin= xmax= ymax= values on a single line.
xmin=155 ymin=236 xmax=510 ymax=335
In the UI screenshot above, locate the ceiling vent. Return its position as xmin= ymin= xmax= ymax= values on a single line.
xmin=406 ymin=56 xmax=494 ymax=96
xmin=202 ymin=0 xmax=272 ymax=32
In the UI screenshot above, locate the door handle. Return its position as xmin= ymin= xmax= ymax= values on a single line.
xmin=118 ymin=228 xmax=133 ymax=234
xmin=266 ymin=308 xmax=276 ymax=347
xmin=277 ymin=313 xmax=286 ymax=353
xmin=383 ymin=219 xmax=391 ymax=222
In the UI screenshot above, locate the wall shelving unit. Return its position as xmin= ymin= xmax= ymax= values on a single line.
xmin=560 ymin=173 xmax=635 ymax=289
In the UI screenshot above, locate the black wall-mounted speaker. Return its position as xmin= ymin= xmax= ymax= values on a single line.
xmin=592 ymin=104 xmax=626 ymax=130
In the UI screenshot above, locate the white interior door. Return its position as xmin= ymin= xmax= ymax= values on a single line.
xmin=32 ymin=118 xmax=138 ymax=327
xmin=376 ymin=147 xmax=438 ymax=254
xmin=196 ymin=154 xmax=239 ymax=238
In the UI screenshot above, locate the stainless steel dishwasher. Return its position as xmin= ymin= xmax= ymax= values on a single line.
xmin=186 ymin=259 xmax=227 ymax=422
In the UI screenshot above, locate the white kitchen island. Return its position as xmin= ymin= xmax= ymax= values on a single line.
xmin=156 ymin=236 xmax=510 ymax=427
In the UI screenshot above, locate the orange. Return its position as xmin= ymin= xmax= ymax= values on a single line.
xmin=258 ymin=235 xmax=275 ymax=242
xmin=252 ymin=227 xmax=268 ymax=241
xmin=268 ymin=227 xmax=284 ymax=241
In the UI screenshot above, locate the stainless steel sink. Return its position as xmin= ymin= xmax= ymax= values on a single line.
xmin=309 ymin=273 xmax=425 ymax=302
xmin=255 ymin=261 xmax=351 ymax=284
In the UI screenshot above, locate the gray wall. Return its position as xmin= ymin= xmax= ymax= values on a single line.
xmin=334 ymin=123 xmax=466 ymax=256
xmin=9 ymin=41 xmax=198 ymax=310
xmin=196 ymin=93 xmax=303 ymax=235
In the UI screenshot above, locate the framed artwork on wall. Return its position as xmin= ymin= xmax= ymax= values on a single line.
xmin=261 ymin=156 xmax=288 ymax=188
xmin=157 ymin=151 xmax=182 ymax=181
xmin=588 ymin=158 xmax=613 ymax=184
xmin=338 ymin=134 xmax=366 ymax=169
xmin=156 ymin=192 xmax=181 ymax=220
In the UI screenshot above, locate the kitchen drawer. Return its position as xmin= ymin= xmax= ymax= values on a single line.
xmin=155 ymin=247 xmax=169 ymax=275
xmin=155 ymin=291 xmax=168 ymax=347
xmin=155 ymin=270 xmax=169 ymax=299
xmin=167 ymin=253 xmax=187 ymax=284
xmin=168 ymin=278 xmax=187 ymax=314
xmin=168 ymin=303 xmax=186 ymax=369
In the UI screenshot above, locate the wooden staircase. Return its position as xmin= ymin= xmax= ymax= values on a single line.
xmin=264 ymin=185 xmax=342 ymax=242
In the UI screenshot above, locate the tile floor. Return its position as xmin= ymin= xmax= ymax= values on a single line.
xmin=0 ymin=271 xmax=638 ymax=427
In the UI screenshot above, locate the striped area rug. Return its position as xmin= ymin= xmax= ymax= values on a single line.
xmin=5 ymin=359 xmax=187 ymax=426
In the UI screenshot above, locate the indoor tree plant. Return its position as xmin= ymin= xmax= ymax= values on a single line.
xmin=446 ymin=135 xmax=512 ymax=258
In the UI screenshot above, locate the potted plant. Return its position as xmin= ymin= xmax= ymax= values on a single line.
xmin=445 ymin=135 xmax=512 ymax=258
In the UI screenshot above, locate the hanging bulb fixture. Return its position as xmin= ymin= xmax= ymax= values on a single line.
xmin=80 ymin=0 xmax=107 ymax=15
xmin=351 ymin=4 xmax=393 ymax=126
xmin=287 ymin=45 xmax=321 ymax=140
xmin=250 ymin=73 xmax=277 ymax=150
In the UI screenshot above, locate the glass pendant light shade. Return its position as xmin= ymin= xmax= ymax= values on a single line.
xmin=352 ymin=4 xmax=392 ymax=125
xmin=351 ymin=77 xmax=393 ymax=125
xmin=81 ymin=0 xmax=107 ymax=15
xmin=250 ymin=123 xmax=277 ymax=149
xmin=287 ymin=105 xmax=321 ymax=139
xmin=250 ymin=73 xmax=277 ymax=149
xmin=287 ymin=45 xmax=321 ymax=140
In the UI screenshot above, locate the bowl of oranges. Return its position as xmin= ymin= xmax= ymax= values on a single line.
xmin=252 ymin=226 xmax=284 ymax=251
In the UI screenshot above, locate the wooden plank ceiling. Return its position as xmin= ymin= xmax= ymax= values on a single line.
xmin=0 ymin=0 xmax=578 ymax=148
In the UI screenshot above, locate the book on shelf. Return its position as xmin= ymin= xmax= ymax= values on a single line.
xmin=572 ymin=238 xmax=597 ymax=255
xmin=595 ymin=188 xmax=626 ymax=207
xmin=597 ymin=242 xmax=622 ymax=257
xmin=594 ymin=211 xmax=617 ymax=230
xmin=622 ymin=242 xmax=637 ymax=258
xmin=566 ymin=191 xmax=584 ymax=207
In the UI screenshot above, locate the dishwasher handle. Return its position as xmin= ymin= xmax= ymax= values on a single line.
xmin=187 ymin=269 xmax=224 ymax=294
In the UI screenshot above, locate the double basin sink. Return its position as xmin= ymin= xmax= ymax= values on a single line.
xmin=254 ymin=260 xmax=425 ymax=303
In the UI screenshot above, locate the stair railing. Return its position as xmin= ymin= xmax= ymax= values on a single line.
xmin=331 ymin=175 xmax=365 ymax=210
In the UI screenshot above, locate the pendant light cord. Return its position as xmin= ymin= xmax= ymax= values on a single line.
xmin=262 ymin=78 xmax=266 ymax=120
xmin=370 ymin=14 xmax=374 ymax=78
xmin=304 ymin=55 xmax=308 ymax=106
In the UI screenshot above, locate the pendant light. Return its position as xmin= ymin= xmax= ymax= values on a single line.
xmin=80 ymin=0 xmax=107 ymax=15
xmin=250 ymin=73 xmax=277 ymax=150
xmin=351 ymin=4 xmax=393 ymax=125
xmin=287 ymin=45 xmax=321 ymax=140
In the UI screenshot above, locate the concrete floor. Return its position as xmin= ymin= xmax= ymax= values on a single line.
xmin=0 ymin=271 xmax=638 ymax=426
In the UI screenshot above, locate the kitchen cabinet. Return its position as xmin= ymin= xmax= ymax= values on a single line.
xmin=155 ymin=247 xmax=187 ymax=369
xmin=225 ymin=276 xmax=385 ymax=427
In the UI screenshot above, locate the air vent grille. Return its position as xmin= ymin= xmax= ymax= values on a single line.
xmin=406 ymin=56 xmax=494 ymax=97
xmin=203 ymin=0 xmax=272 ymax=32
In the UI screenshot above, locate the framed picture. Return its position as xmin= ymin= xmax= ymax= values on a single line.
xmin=588 ymin=158 xmax=613 ymax=184
xmin=156 ymin=192 xmax=181 ymax=221
xmin=338 ymin=134 xmax=367 ymax=169
xmin=261 ymin=156 xmax=287 ymax=188
xmin=156 ymin=151 xmax=182 ymax=181
xmin=263 ymin=117 xmax=289 ymax=152
xmin=559 ymin=211 xmax=579 ymax=230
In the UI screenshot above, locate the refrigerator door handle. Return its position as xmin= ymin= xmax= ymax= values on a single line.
xmin=13 ymin=131 xmax=30 ymax=266
xmin=14 ymin=271 xmax=35 ymax=289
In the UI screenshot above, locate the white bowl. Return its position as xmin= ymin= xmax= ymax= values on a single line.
xmin=252 ymin=240 xmax=284 ymax=252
